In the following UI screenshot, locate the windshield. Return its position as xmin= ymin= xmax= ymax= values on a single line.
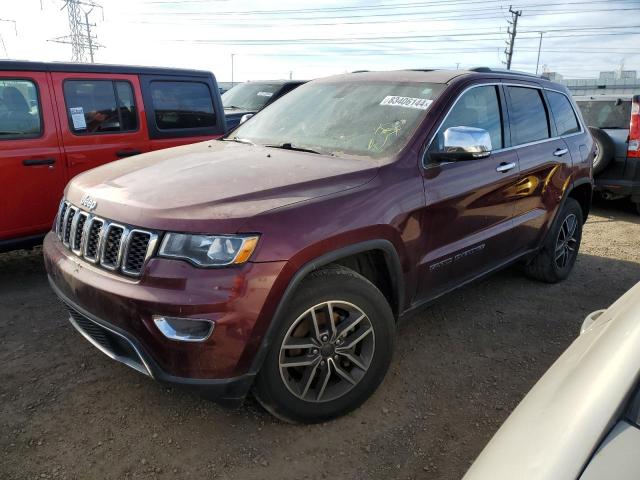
xmin=222 ymin=83 xmax=283 ymax=111
xmin=576 ymin=99 xmax=631 ymax=129
xmin=229 ymin=81 xmax=445 ymax=159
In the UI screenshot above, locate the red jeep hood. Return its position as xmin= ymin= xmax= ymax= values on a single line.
xmin=65 ymin=140 xmax=378 ymax=232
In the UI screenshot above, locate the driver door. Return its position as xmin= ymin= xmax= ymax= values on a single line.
xmin=416 ymin=84 xmax=521 ymax=301
xmin=51 ymin=73 xmax=148 ymax=179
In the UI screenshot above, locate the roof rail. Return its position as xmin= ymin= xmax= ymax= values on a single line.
xmin=470 ymin=67 xmax=549 ymax=80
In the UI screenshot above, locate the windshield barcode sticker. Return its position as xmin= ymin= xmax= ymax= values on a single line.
xmin=380 ymin=96 xmax=432 ymax=110
xmin=256 ymin=91 xmax=274 ymax=97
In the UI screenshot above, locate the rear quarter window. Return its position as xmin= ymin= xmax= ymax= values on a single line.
xmin=576 ymin=99 xmax=631 ymax=129
xmin=547 ymin=91 xmax=581 ymax=136
xmin=149 ymin=81 xmax=216 ymax=130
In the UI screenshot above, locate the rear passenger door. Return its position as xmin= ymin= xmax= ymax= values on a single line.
xmin=0 ymin=72 xmax=66 ymax=242
xmin=140 ymin=75 xmax=226 ymax=151
xmin=51 ymin=73 xmax=149 ymax=179
xmin=505 ymin=84 xmax=574 ymax=252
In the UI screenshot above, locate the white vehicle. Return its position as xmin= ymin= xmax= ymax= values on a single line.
xmin=464 ymin=281 xmax=640 ymax=480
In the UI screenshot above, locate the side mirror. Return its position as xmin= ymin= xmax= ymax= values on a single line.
xmin=432 ymin=126 xmax=492 ymax=162
xmin=580 ymin=309 xmax=606 ymax=335
xmin=240 ymin=113 xmax=254 ymax=124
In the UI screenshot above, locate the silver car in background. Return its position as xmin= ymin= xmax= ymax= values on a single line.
xmin=464 ymin=281 xmax=640 ymax=480
xmin=575 ymin=95 xmax=640 ymax=214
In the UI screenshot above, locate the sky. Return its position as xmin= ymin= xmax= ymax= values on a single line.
xmin=1 ymin=0 xmax=639 ymax=82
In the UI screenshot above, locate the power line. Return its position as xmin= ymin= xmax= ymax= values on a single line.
xmin=139 ymin=0 xmax=638 ymax=16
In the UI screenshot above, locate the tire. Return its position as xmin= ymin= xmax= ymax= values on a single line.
xmin=588 ymin=126 xmax=615 ymax=175
xmin=524 ymin=198 xmax=583 ymax=283
xmin=253 ymin=265 xmax=395 ymax=423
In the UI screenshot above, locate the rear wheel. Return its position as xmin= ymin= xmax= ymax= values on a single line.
xmin=253 ymin=265 xmax=395 ymax=423
xmin=524 ymin=198 xmax=583 ymax=283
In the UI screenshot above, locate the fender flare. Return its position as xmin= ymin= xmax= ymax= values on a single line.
xmin=246 ymin=239 xmax=404 ymax=377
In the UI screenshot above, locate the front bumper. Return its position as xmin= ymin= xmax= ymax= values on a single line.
xmin=43 ymin=232 xmax=287 ymax=402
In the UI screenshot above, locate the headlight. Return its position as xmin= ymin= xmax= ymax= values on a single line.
xmin=158 ymin=233 xmax=259 ymax=267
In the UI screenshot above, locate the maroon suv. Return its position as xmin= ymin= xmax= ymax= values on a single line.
xmin=44 ymin=69 xmax=593 ymax=423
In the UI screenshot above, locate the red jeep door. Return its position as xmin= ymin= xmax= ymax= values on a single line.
xmin=0 ymin=72 xmax=66 ymax=243
xmin=51 ymin=73 xmax=149 ymax=179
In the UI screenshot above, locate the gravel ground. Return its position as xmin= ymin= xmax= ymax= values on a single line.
xmin=1 ymin=200 xmax=639 ymax=480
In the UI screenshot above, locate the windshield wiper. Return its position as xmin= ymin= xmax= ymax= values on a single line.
xmin=224 ymin=105 xmax=244 ymax=110
xmin=223 ymin=136 xmax=255 ymax=145
xmin=265 ymin=143 xmax=327 ymax=155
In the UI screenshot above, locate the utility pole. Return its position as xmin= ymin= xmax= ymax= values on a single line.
xmin=535 ymin=32 xmax=544 ymax=75
xmin=50 ymin=0 xmax=103 ymax=63
xmin=504 ymin=5 xmax=522 ymax=70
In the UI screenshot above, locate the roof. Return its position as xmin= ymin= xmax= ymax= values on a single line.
xmin=0 ymin=60 xmax=212 ymax=77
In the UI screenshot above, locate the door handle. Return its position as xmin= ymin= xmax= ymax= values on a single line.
xmin=116 ymin=149 xmax=142 ymax=158
xmin=553 ymin=148 xmax=569 ymax=157
xmin=496 ymin=162 xmax=516 ymax=173
xmin=22 ymin=158 xmax=56 ymax=166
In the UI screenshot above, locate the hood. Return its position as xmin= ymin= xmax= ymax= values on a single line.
xmin=65 ymin=140 xmax=378 ymax=233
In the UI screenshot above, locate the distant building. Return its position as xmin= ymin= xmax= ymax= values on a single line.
xmin=544 ymin=69 xmax=640 ymax=96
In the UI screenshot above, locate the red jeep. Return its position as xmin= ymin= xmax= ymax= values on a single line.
xmin=0 ymin=61 xmax=226 ymax=252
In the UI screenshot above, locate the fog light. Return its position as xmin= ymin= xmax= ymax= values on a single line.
xmin=152 ymin=315 xmax=215 ymax=342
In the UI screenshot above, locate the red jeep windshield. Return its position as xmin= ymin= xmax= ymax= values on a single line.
xmin=230 ymin=81 xmax=445 ymax=159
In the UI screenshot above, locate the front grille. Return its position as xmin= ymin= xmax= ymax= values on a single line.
xmin=71 ymin=212 xmax=88 ymax=252
xmin=84 ymin=218 xmax=104 ymax=261
xmin=123 ymin=231 xmax=152 ymax=274
xmin=63 ymin=206 xmax=77 ymax=245
xmin=54 ymin=199 xmax=158 ymax=277
xmin=101 ymin=225 xmax=125 ymax=269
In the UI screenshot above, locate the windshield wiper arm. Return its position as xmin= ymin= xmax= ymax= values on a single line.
xmin=265 ymin=143 xmax=325 ymax=155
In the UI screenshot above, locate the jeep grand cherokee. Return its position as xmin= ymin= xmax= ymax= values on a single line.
xmin=44 ymin=68 xmax=594 ymax=423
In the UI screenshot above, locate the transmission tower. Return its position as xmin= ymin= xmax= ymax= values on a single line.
xmin=503 ymin=6 xmax=522 ymax=70
xmin=50 ymin=0 xmax=103 ymax=63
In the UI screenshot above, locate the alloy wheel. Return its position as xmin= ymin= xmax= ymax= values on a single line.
xmin=555 ymin=213 xmax=578 ymax=269
xmin=278 ymin=301 xmax=375 ymax=403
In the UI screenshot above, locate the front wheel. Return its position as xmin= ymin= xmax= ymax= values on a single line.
xmin=253 ymin=265 xmax=395 ymax=423
xmin=524 ymin=197 xmax=584 ymax=283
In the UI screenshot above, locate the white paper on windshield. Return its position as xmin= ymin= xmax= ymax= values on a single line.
xmin=256 ymin=91 xmax=274 ymax=97
xmin=380 ymin=96 xmax=432 ymax=110
xmin=69 ymin=107 xmax=87 ymax=129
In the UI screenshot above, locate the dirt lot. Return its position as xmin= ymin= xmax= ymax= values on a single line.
xmin=1 ymin=200 xmax=639 ymax=480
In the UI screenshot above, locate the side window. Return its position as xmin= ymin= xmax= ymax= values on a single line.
xmin=432 ymin=85 xmax=503 ymax=152
xmin=507 ymin=86 xmax=550 ymax=145
xmin=63 ymin=80 xmax=138 ymax=134
xmin=149 ymin=81 xmax=216 ymax=130
xmin=547 ymin=91 xmax=580 ymax=136
xmin=0 ymin=79 xmax=42 ymax=139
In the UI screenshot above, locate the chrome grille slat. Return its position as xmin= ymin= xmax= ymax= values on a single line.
xmin=54 ymin=200 xmax=156 ymax=277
